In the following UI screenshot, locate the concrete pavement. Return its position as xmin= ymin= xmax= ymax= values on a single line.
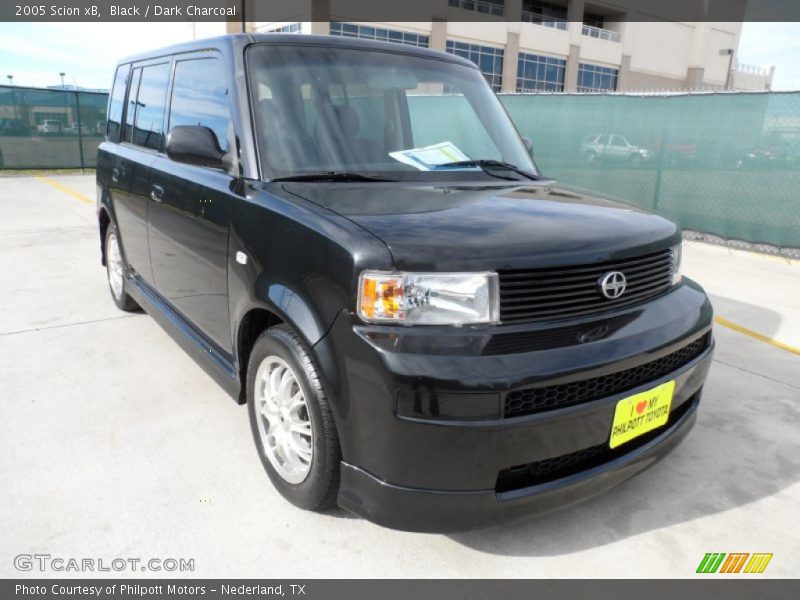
xmin=1 ymin=175 xmax=798 ymax=578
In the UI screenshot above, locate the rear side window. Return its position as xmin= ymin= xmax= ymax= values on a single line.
xmin=131 ymin=63 xmax=170 ymax=150
xmin=168 ymin=57 xmax=233 ymax=153
xmin=107 ymin=64 xmax=130 ymax=141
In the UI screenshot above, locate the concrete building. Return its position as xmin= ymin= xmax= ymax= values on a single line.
xmin=227 ymin=0 xmax=775 ymax=93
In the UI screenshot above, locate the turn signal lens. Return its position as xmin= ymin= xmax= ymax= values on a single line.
xmin=358 ymin=271 xmax=499 ymax=325
xmin=358 ymin=275 xmax=405 ymax=321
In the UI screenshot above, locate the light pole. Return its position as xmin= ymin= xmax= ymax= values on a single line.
xmin=719 ymin=48 xmax=734 ymax=90
xmin=7 ymin=75 xmax=17 ymax=120
xmin=59 ymin=72 xmax=68 ymax=132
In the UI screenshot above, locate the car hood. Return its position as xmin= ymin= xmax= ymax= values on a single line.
xmin=279 ymin=182 xmax=680 ymax=271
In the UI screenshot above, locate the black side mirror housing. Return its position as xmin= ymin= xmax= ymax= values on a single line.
xmin=165 ymin=125 xmax=225 ymax=169
xmin=522 ymin=136 xmax=534 ymax=156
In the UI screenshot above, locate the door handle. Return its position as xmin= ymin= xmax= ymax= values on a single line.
xmin=111 ymin=167 xmax=120 ymax=183
xmin=150 ymin=185 xmax=164 ymax=203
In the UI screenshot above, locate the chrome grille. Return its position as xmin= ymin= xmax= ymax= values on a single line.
xmin=498 ymin=249 xmax=674 ymax=324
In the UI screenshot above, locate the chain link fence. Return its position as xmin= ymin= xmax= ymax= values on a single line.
xmin=0 ymin=85 xmax=107 ymax=170
xmin=1 ymin=85 xmax=798 ymax=248
xmin=500 ymin=91 xmax=800 ymax=249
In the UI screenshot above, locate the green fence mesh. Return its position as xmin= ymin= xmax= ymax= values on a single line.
xmin=1 ymin=85 xmax=798 ymax=247
xmin=500 ymin=92 xmax=800 ymax=249
xmin=0 ymin=85 xmax=107 ymax=170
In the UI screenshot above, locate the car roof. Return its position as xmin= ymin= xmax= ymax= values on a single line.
xmin=117 ymin=33 xmax=478 ymax=71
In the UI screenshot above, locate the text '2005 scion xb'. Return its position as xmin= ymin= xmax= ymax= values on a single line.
xmin=96 ymin=34 xmax=713 ymax=532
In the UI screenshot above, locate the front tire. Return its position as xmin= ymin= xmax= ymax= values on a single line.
xmin=247 ymin=324 xmax=341 ymax=510
xmin=105 ymin=226 xmax=139 ymax=312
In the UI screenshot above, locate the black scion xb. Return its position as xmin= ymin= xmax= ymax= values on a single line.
xmin=96 ymin=34 xmax=713 ymax=531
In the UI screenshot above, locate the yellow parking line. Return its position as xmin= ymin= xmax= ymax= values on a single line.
xmin=35 ymin=175 xmax=93 ymax=205
xmin=735 ymin=249 xmax=798 ymax=266
xmin=715 ymin=316 xmax=800 ymax=356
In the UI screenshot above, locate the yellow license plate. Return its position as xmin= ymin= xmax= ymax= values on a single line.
xmin=609 ymin=380 xmax=675 ymax=449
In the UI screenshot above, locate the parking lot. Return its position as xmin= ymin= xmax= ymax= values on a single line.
xmin=1 ymin=174 xmax=798 ymax=578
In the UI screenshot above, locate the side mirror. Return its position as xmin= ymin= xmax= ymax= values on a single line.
xmin=522 ymin=136 xmax=534 ymax=156
xmin=165 ymin=125 xmax=225 ymax=169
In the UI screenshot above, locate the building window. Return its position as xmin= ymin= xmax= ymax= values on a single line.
xmin=517 ymin=52 xmax=566 ymax=92
xmin=445 ymin=40 xmax=504 ymax=91
xmin=583 ymin=13 xmax=605 ymax=29
xmin=521 ymin=0 xmax=568 ymax=30
xmin=264 ymin=23 xmax=302 ymax=33
xmin=577 ymin=63 xmax=618 ymax=92
xmin=448 ymin=0 xmax=505 ymax=17
xmin=329 ymin=23 xmax=430 ymax=47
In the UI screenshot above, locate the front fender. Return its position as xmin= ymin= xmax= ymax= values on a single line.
xmin=227 ymin=183 xmax=392 ymax=353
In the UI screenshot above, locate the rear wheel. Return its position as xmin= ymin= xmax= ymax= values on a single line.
xmin=247 ymin=324 xmax=341 ymax=510
xmin=105 ymin=226 xmax=139 ymax=312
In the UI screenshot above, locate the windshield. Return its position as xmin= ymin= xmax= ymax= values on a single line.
xmin=246 ymin=44 xmax=537 ymax=181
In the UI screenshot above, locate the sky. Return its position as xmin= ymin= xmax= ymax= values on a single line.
xmin=0 ymin=21 xmax=799 ymax=90
xmin=737 ymin=22 xmax=800 ymax=89
xmin=0 ymin=22 xmax=226 ymax=89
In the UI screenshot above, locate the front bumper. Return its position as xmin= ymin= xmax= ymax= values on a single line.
xmin=339 ymin=390 xmax=701 ymax=532
xmin=315 ymin=279 xmax=714 ymax=531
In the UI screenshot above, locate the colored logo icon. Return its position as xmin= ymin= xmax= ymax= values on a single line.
xmin=696 ymin=553 xmax=773 ymax=574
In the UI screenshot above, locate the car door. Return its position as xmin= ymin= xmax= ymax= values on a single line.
xmin=111 ymin=61 xmax=171 ymax=286
xmin=147 ymin=54 xmax=236 ymax=354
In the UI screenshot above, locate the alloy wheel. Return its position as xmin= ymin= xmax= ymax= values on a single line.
xmin=254 ymin=355 xmax=313 ymax=484
xmin=107 ymin=232 xmax=124 ymax=300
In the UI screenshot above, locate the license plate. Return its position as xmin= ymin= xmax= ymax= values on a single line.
xmin=609 ymin=381 xmax=675 ymax=449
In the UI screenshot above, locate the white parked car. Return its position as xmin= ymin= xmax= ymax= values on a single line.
xmin=65 ymin=123 xmax=92 ymax=136
xmin=580 ymin=133 xmax=650 ymax=165
xmin=36 ymin=119 xmax=63 ymax=135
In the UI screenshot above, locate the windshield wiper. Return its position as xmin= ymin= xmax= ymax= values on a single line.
xmin=435 ymin=160 xmax=543 ymax=182
xmin=272 ymin=171 xmax=397 ymax=183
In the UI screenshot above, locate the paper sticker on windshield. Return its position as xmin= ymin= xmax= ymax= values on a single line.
xmin=389 ymin=142 xmax=472 ymax=171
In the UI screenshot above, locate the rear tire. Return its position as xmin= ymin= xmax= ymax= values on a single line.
xmin=247 ymin=324 xmax=341 ymax=510
xmin=105 ymin=226 xmax=139 ymax=312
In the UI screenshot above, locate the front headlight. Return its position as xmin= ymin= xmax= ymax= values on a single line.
xmin=671 ymin=243 xmax=682 ymax=285
xmin=358 ymin=271 xmax=499 ymax=325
